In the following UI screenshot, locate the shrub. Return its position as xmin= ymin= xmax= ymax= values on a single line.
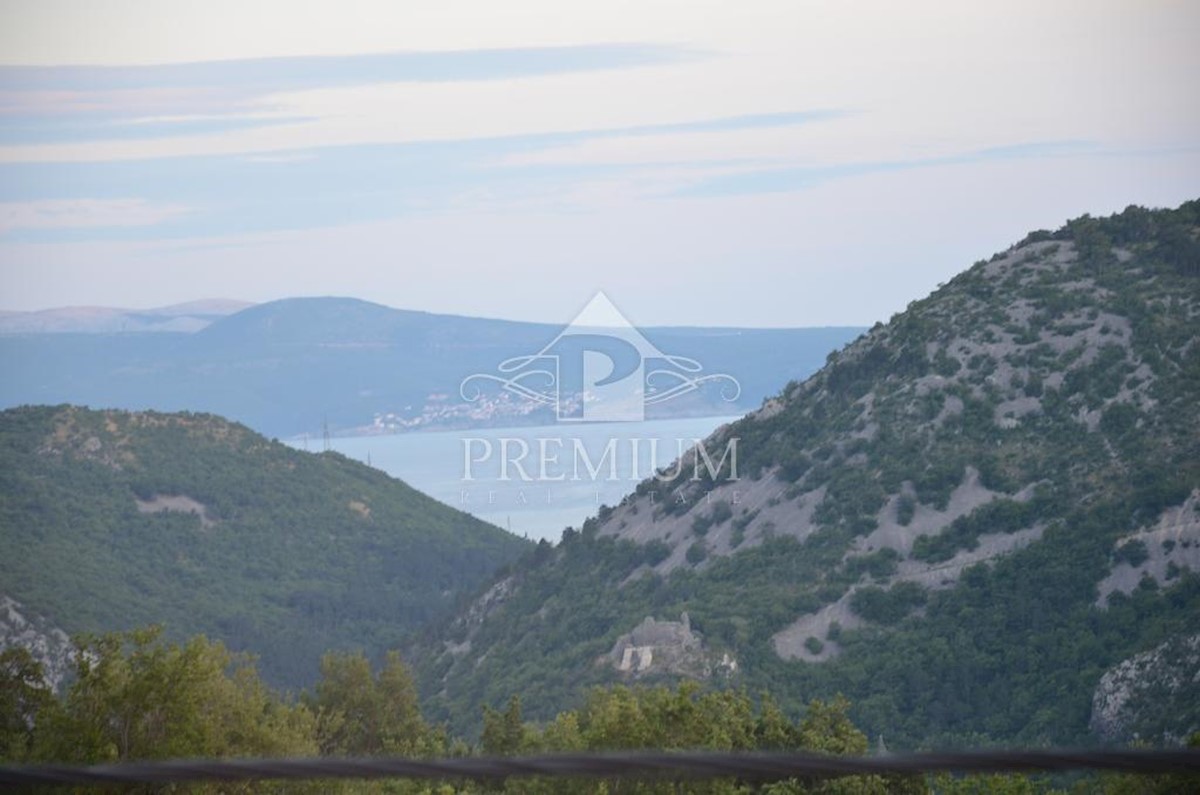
xmin=692 ymin=500 xmax=733 ymax=537
xmin=1114 ymin=539 xmax=1150 ymax=567
xmin=850 ymin=582 xmax=928 ymax=625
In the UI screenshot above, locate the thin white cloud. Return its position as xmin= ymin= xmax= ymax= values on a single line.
xmin=0 ymin=198 xmax=190 ymax=234
xmin=239 ymin=152 xmax=317 ymax=163
xmin=0 ymin=0 xmax=716 ymax=65
xmin=0 ymin=87 xmax=256 ymax=118
xmin=0 ymin=0 xmax=1197 ymax=325
xmin=2 ymin=1 xmax=1195 ymax=166
xmin=4 ymin=149 xmax=1197 ymax=323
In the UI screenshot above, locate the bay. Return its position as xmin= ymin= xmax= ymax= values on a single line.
xmin=291 ymin=416 xmax=739 ymax=542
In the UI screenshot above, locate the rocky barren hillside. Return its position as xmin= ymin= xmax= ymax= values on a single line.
xmin=416 ymin=201 xmax=1200 ymax=748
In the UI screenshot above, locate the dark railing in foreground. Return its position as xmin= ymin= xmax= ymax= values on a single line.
xmin=2 ymin=748 xmax=1198 ymax=787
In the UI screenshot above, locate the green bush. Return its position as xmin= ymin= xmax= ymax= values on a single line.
xmin=1114 ymin=538 xmax=1150 ymax=567
xmin=850 ymin=581 xmax=928 ymax=625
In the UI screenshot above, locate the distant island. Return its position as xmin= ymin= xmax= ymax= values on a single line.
xmin=0 ymin=297 xmax=863 ymax=438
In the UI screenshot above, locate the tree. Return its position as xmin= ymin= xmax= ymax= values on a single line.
xmin=0 ymin=647 xmax=57 ymax=760
xmin=313 ymin=650 xmax=437 ymax=756
xmin=481 ymin=684 xmax=929 ymax=795
xmin=481 ymin=695 xmax=526 ymax=756
xmin=35 ymin=626 xmax=316 ymax=764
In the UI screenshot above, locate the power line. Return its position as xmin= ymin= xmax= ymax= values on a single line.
xmin=2 ymin=749 xmax=1197 ymax=787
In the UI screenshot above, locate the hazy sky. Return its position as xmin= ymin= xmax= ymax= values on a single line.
xmin=1 ymin=0 xmax=1197 ymax=327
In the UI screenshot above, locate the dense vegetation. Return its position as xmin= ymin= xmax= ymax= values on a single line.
xmin=0 ymin=406 xmax=530 ymax=687
xmin=3 ymin=629 xmax=1195 ymax=794
xmin=416 ymin=202 xmax=1200 ymax=747
xmin=2 ymin=203 xmax=1197 ymax=779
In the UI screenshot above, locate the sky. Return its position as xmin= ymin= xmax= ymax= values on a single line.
xmin=0 ymin=0 xmax=1197 ymax=327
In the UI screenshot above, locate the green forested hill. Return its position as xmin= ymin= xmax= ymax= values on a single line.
xmin=415 ymin=201 xmax=1200 ymax=747
xmin=0 ymin=405 xmax=530 ymax=687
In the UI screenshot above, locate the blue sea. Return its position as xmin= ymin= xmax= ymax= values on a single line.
xmin=290 ymin=416 xmax=739 ymax=542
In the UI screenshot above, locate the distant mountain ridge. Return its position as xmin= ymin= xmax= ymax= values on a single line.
xmin=0 ymin=297 xmax=864 ymax=438
xmin=413 ymin=200 xmax=1200 ymax=747
xmin=0 ymin=299 xmax=252 ymax=334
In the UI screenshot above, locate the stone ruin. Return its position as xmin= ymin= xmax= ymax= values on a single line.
xmin=606 ymin=612 xmax=737 ymax=679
